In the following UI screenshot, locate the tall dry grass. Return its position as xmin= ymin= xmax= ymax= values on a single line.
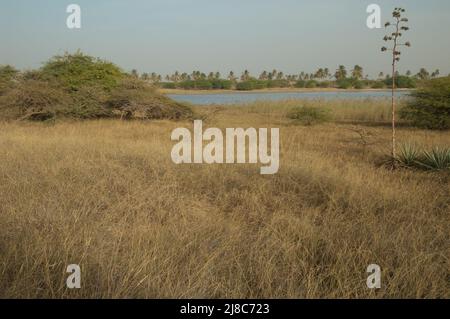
xmin=0 ymin=101 xmax=449 ymax=298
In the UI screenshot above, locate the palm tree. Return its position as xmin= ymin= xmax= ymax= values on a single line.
xmin=431 ymin=69 xmax=440 ymax=78
xmin=351 ymin=65 xmax=364 ymax=79
xmin=241 ymin=70 xmax=250 ymax=81
xmin=335 ymin=65 xmax=347 ymax=80
xmin=276 ymin=71 xmax=284 ymax=80
xmin=416 ymin=68 xmax=430 ymax=80
xmin=259 ymin=71 xmax=268 ymax=80
xmin=228 ymin=71 xmax=236 ymax=82
xmin=378 ymin=72 xmax=385 ymax=79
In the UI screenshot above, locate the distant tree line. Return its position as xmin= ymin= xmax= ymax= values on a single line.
xmin=130 ymin=66 xmax=444 ymax=91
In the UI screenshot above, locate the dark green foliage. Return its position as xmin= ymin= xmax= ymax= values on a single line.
xmin=336 ymin=78 xmax=353 ymax=89
xmin=384 ymin=75 xmax=416 ymax=88
xmin=305 ymin=80 xmax=318 ymax=88
xmin=287 ymin=106 xmax=331 ymax=126
xmin=236 ymin=80 xmax=267 ymax=91
xmin=266 ymin=80 xmax=290 ymax=88
xmin=400 ymin=77 xmax=450 ymax=129
xmin=371 ymin=81 xmax=386 ymax=89
xmin=353 ymin=81 xmax=365 ymax=89
xmin=319 ymin=81 xmax=331 ymax=88
xmin=294 ymin=80 xmax=306 ymax=88
xmin=161 ymin=82 xmax=176 ymax=89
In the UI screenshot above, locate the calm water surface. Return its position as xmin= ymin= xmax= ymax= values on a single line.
xmin=167 ymin=90 xmax=411 ymax=105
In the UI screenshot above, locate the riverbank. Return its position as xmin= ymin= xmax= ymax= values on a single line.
xmin=158 ymin=87 xmax=413 ymax=95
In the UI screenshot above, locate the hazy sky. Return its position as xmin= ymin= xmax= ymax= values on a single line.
xmin=1 ymin=0 xmax=450 ymax=77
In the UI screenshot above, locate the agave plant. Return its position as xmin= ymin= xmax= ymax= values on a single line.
xmin=397 ymin=143 xmax=421 ymax=167
xmin=416 ymin=147 xmax=450 ymax=170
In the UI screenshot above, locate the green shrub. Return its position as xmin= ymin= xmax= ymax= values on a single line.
xmin=236 ymin=80 xmax=267 ymax=91
xmin=294 ymin=80 xmax=306 ymax=88
xmin=267 ymin=80 xmax=289 ymax=88
xmin=305 ymin=80 xmax=318 ymax=88
xmin=353 ymin=81 xmax=365 ymax=89
xmin=0 ymin=65 xmax=18 ymax=95
xmin=336 ymin=79 xmax=353 ymax=89
xmin=384 ymin=76 xmax=417 ymax=89
xmin=211 ymin=80 xmax=232 ymax=90
xmin=371 ymin=81 xmax=385 ymax=89
xmin=40 ymin=52 xmax=124 ymax=92
xmin=319 ymin=81 xmax=331 ymax=88
xmin=400 ymin=77 xmax=450 ymax=129
xmin=0 ymin=53 xmax=193 ymax=121
xmin=161 ymin=82 xmax=176 ymax=89
xmin=287 ymin=106 xmax=331 ymax=126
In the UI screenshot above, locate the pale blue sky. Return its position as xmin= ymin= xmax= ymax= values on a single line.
xmin=1 ymin=0 xmax=450 ymax=77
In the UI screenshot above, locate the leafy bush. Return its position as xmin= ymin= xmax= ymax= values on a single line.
xmin=336 ymin=78 xmax=353 ymax=89
xmin=400 ymin=77 xmax=450 ymax=129
xmin=211 ymin=80 xmax=232 ymax=90
xmin=294 ymin=80 xmax=306 ymax=88
xmin=266 ymin=80 xmax=290 ymax=88
xmin=0 ymin=53 xmax=193 ymax=121
xmin=384 ymin=76 xmax=416 ymax=89
xmin=236 ymin=80 xmax=268 ymax=91
xmin=305 ymin=80 xmax=318 ymax=88
xmin=161 ymin=82 xmax=176 ymax=89
xmin=353 ymin=81 xmax=365 ymax=89
xmin=40 ymin=52 xmax=124 ymax=92
xmin=287 ymin=106 xmax=331 ymax=125
xmin=319 ymin=81 xmax=331 ymax=88
xmin=371 ymin=81 xmax=385 ymax=89
xmin=0 ymin=65 xmax=18 ymax=95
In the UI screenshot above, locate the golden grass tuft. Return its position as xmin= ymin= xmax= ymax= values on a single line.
xmin=0 ymin=100 xmax=449 ymax=298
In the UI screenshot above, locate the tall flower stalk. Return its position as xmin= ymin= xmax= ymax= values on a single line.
xmin=381 ymin=7 xmax=411 ymax=168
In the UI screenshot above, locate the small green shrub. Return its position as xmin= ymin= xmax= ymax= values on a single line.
xmin=287 ymin=106 xmax=331 ymax=126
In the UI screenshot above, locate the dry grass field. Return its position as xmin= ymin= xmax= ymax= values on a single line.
xmin=0 ymin=99 xmax=449 ymax=298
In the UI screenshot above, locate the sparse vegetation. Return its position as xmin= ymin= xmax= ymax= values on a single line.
xmin=0 ymin=101 xmax=448 ymax=298
xmin=287 ymin=106 xmax=331 ymax=125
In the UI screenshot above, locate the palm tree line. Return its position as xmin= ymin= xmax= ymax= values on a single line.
xmin=133 ymin=66 xmax=441 ymax=84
